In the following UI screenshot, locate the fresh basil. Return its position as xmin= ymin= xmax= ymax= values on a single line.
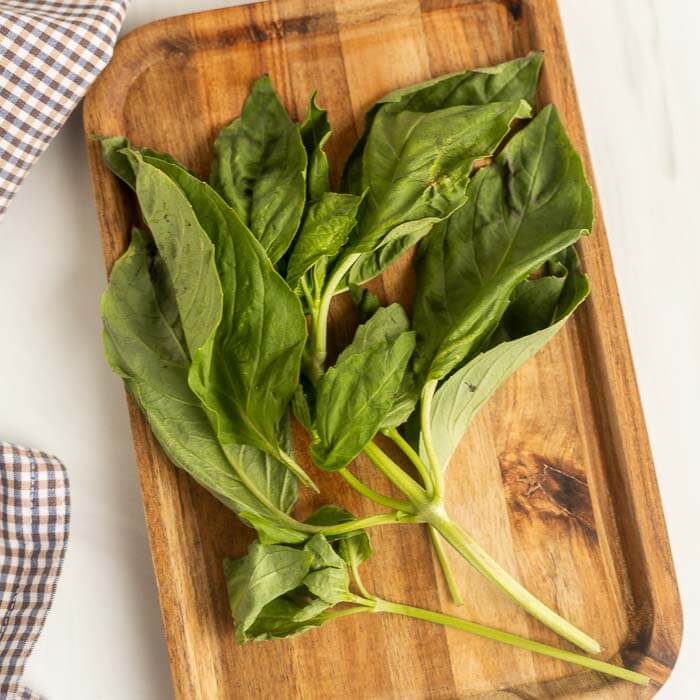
xmin=286 ymin=192 xmax=362 ymax=291
xmin=424 ymin=248 xmax=590 ymax=470
xmin=413 ymin=105 xmax=593 ymax=382
xmin=210 ymin=75 xmax=307 ymax=264
xmin=310 ymin=305 xmax=415 ymax=470
xmin=300 ymin=92 xmax=332 ymax=202
xmin=101 ymin=228 xmax=301 ymax=530
xmin=98 ymin=61 xmax=654 ymax=683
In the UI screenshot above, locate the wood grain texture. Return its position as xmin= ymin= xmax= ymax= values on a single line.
xmin=82 ymin=0 xmax=682 ymax=697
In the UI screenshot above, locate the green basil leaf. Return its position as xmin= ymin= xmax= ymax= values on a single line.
xmin=424 ymin=247 xmax=589 ymax=471
xmin=311 ymin=307 xmax=416 ymax=471
xmin=349 ymin=100 xmax=531 ymax=260
xmin=101 ymin=229 xmax=300 ymax=528
xmin=300 ymin=92 xmax=331 ymax=201
xmin=224 ymin=535 xmax=356 ymax=642
xmin=337 ymin=529 xmax=372 ymax=569
xmin=286 ymin=192 xmax=362 ymax=290
xmin=209 ymin=75 xmax=307 ymax=263
xmin=303 ymin=534 xmax=350 ymax=604
xmin=413 ymin=105 xmax=593 ymax=381
xmin=123 ymin=152 xmax=312 ymax=487
xmin=341 ymin=52 xmax=543 ymax=196
xmin=341 ymin=53 xmax=543 ymax=286
xmin=243 ymin=597 xmax=328 ymax=641
xmin=224 ymin=541 xmax=315 ymax=643
xmin=129 ymin=155 xmax=223 ymax=357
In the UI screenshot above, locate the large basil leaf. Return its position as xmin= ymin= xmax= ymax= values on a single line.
xmin=342 ymin=52 xmax=543 ymax=197
xmin=224 ymin=535 xmax=353 ymax=643
xmin=310 ymin=305 xmax=416 ymax=470
xmin=339 ymin=100 xmax=533 ymax=292
xmin=101 ymin=229 xmax=300 ymax=526
xmin=286 ymin=192 xmax=362 ymax=290
xmin=300 ymin=92 xmax=331 ymax=201
xmin=209 ymin=75 xmax=306 ymax=263
xmin=424 ymin=247 xmax=589 ymax=470
xmin=350 ymin=100 xmax=531 ymax=259
xmin=125 ymin=153 xmax=312 ymax=487
xmin=413 ymin=105 xmax=593 ymax=382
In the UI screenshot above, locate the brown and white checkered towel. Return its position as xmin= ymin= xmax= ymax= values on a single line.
xmin=1 ymin=443 xmax=70 ymax=700
xmin=0 ymin=0 xmax=129 ymax=220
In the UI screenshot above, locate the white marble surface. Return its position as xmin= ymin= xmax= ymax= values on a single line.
xmin=0 ymin=0 xmax=696 ymax=697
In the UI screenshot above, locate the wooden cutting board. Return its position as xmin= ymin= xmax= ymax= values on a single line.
xmin=83 ymin=0 xmax=682 ymax=697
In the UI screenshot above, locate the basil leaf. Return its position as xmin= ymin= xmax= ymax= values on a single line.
xmin=300 ymin=92 xmax=331 ymax=201
xmin=413 ymin=105 xmax=593 ymax=381
xmin=224 ymin=541 xmax=315 ymax=643
xmin=101 ymin=229 xmax=300 ymax=526
xmin=337 ymin=529 xmax=372 ymax=569
xmin=350 ymin=100 xmax=531 ymax=259
xmin=224 ymin=535 xmax=355 ymax=642
xmin=425 ymin=247 xmax=589 ymax=470
xmin=303 ymin=534 xmax=351 ymax=604
xmin=341 ymin=52 xmax=543 ymax=196
xmin=210 ymin=75 xmax=307 ymax=263
xmin=243 ymin=597 xmax=327 ymax=641
xmin=124 ymin=152 xmax=312 ymax=486
xmin=130 ymin=155 xmax=223 ymax=357
xmin=286 ymin=192 xmax=362 ymax=290
xmin=311 ymin=306 xmax=416 ymax=470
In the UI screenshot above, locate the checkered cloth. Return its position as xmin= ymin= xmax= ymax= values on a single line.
xmin=0 ymin=443 xmax=70 ymax=700
xmin=0 ymin=0 xmax=129 ymax=220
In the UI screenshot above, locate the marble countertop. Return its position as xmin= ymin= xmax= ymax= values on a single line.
xmin=1 ymin=1 xmax=695 ymax=697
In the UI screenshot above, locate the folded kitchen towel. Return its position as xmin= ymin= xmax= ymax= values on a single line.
xmin=0 ymin=443 xmax=70 ymax=700
xmin=0 ymin=0 xmax=129 ymax=221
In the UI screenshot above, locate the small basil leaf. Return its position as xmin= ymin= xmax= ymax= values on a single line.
xmin=130 ymin=154 xmax=223 ymax=357
xmin=244 ymin=597 xmax=327 ymax=640
xmin=300 ymin=91 xmax=331 ymax=201
xmin=311 ymin=309 xmax=416 ymax=471
xmin=286 ymin=192 xmax=362 ymax=290
xmin=303 ymin=534 xmax=351 ymax=604
xmin=210 ymin=75 xmax=307 ymax=263
xmin=338 ymin=530 xmax=372 ymax=569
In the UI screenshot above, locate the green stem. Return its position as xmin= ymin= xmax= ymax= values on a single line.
xmin=320 ymin=511 xmax=415 ymax=537
xmin=428 ymin=526 xmax=464 ymax=606
xmin=307 ymin=252 xmax=362 ymax=384
xmin=420 ymin=380 xmax=444 ymax=501
xmin=362 ymin=440 xmax=428 ymax=507
xmin=339 ymin=467 xmax=413 ymax=513
xmin=428 ymin=510 xmax=601 ymax=654
xmin=382 ymin=427 xmax=462 ymax=605
xmin=374 ymin=598 xmax=648 ymax=686
xmin=382 ymin=426 xmax=434 ymax=498
xmin=300 ymin=274 xmax=316 ymax=313
xmin=319 ymin=605 xmax=369 ymax=623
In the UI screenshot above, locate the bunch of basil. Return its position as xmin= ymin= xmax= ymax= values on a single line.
xmin=97 ymin=54 xmax=647 ymax=685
